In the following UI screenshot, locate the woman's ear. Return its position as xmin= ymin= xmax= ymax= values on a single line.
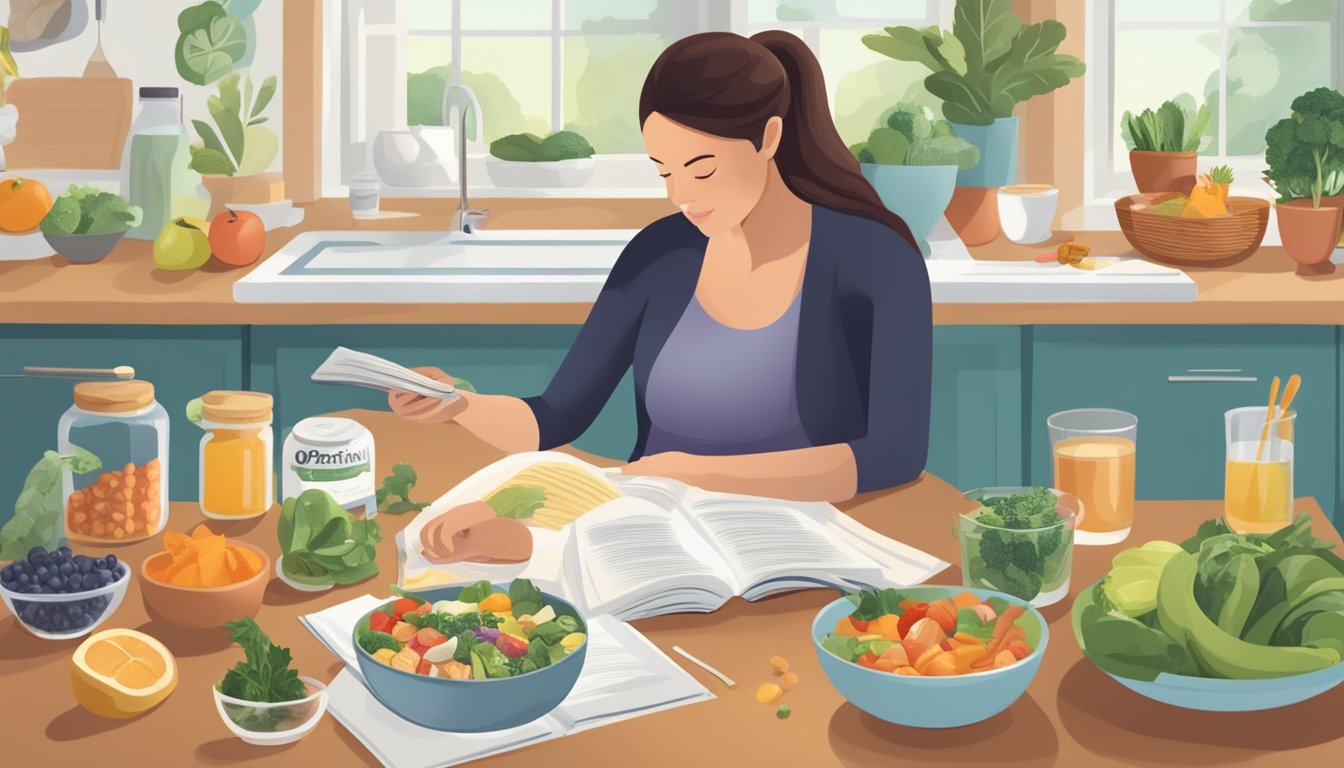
xmin=759 ymin=115 xmax=784 ymax=160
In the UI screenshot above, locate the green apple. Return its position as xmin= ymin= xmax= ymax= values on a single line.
xmin=153 ymin=217 xmax=212 ymax=270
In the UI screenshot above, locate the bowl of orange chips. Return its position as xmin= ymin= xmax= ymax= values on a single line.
xmin=140 ymin=525 xmax=270 ymax=629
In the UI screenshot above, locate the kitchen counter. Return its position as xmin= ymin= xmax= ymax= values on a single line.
xmin=2 ymin=198 xmax=1342 ymax=325
xmin=5 ymin=409 xmax=1341 ymax=767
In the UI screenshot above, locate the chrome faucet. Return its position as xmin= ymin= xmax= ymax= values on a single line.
xmin=442 ymin=83 xmax=488 ymax=235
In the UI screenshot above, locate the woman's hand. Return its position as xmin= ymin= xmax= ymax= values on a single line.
xmin=387 ymin=367 xmax=470 ymax=425
xmin=620 ymin=451 xmax=705 ymax=483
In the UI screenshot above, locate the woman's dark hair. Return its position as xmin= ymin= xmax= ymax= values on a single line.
xmin=639 ymin=31 xmax=918 ymax=251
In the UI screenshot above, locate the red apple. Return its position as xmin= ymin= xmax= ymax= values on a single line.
xmin=208 ymin=208 xmax=266 ymax=267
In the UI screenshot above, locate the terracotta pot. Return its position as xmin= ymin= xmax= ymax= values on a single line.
xmin=1129 ymin=151 xmax=1197 ymax=195
xmin=139 ymin=541 xmax=270 ymax=629
xmin=945 ymin=186 xmax=1000 ymax=246
xmin=1277 ymin=199 xmax=1343 ymax=276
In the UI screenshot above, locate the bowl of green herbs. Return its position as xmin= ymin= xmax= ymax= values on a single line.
xmin=39 ymin=185 xmax=142 ymax=264
xmin=213 ymin=618 xmax=328 ymax=746
xmin=956 ymin=487 xmax=1082 ymax=608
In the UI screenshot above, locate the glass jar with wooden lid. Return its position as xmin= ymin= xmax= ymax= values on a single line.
xmin=58 ymin=380 xmax=170 ymax=543
xmin=198 ymin=391 xmax=274 ymax=519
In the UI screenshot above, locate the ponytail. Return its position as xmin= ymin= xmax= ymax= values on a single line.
xmin=639 ymin=31 xmax=919 ymax=252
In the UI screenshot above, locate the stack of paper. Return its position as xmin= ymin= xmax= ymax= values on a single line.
xmin=311 ymin=346 xmax=459 ymax=399
xmin=301 ymin=596 xmax=714 ymax=768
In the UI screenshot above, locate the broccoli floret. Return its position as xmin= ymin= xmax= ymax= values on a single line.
xmin=1009 ymin=538 xmax=1040 ymax=574
xmin=539 ymin=130 xmax=595 ymax=161
xmin=885 ymin=104 xmax=932 ymax=144
xmin=863 ymin=126 xmax=911 ymax=165
xmin=985 ymin=486 xmax=1057 ymax=522
xmin=999 ymin=563 xmax=1043 ymax=601
xmin=906 ymin=136 xmax=980 ymax=170
xmin=1291 ymin=87 xmax=1344 ymax=121
xmin=979 ymin=529 xmax=1011 ymax=572
xmin=930 ymin=119 xmax=956 ymax=139
xmin=974 ymin=508 xmax=1006 ymax=528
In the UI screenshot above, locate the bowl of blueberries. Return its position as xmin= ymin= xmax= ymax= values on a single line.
xmin=0 ymin=546 xmax=130 ymax=640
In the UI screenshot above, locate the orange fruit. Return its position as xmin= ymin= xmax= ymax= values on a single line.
xmin=0 ymin=177 xmax=53 ymax=233
xmin=70 ymin=629 xmax=178 ymax=718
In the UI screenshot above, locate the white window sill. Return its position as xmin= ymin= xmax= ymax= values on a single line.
xmin=369 ymin=184 xmax=667 ymax=199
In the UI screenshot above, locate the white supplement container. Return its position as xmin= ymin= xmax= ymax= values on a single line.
xmin=349 ymin=172 xmax=381 ymax=218
xmin=281 ymin=418 xmax=376 ymax=518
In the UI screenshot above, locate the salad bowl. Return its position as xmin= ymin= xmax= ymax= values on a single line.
xmin=813 ymin=585 xmax=1048 ymax=728
xmin=353 ymin=583 xmax=587 ymax=732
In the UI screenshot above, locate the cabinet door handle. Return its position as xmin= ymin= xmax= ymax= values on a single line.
xmin=1168 ymin=375 xmax=1258 ymax=382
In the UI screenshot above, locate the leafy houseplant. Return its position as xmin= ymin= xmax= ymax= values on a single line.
xmin=849 ymin=104 xmax=980 ymax=249
xmin=1264 ymin=87 xmax=1344 ymax=275
xmin=1122 ymin=98 xmax=1210 ymax=194
xmin=0 ymin=25 xmax=19 ymax=171
xmin=862 ymin=0 xmax=1084 ymax=188
xmin=174 ymin=1 xmax=281 ymax=217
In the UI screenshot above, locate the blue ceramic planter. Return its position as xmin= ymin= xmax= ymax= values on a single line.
xmin=860 ymin=163 xmax=958 ymax=252
xmin=952 ymin=117 xmax=1019 ymax=188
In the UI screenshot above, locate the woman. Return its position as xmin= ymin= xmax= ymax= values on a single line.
xmin=390 ymin=31 xmax=931 ymax=503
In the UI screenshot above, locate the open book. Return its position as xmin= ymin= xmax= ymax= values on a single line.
xmin=398 ymin=452 xmax=949 ymax=622
xmin=301 ymin=596 xmax=713 ymax=768
xmin=311 ymin=346 xmax=458 ymax=399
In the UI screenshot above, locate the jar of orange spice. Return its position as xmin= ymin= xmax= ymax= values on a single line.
xmin=59 ymin=380 xmax=169 ymax=543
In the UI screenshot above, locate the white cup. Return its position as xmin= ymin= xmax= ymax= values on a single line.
xmin=997 ymin=184 xmax=1059 ymax=245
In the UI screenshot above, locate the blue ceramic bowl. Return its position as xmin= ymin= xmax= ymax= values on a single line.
xmin=813 ymin=585 xmax=1047 ymax=728
xmin=1072 ymin=578 xmax=1344 ymax=711
xmin=353 ymin=584 xmax=587 ymax=732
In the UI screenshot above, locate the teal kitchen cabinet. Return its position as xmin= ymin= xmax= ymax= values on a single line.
xmin=0 ymin=326 xmax=244 ymax=525
xmin=1030 ymin=326 xmax=1337 ymax=522
xmin=927 ymin=326 xmax=1026 ymax=490
xmin=249 ymin=325 xmax=637 ymax=471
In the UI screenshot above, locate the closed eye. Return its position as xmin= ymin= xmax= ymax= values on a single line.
xmin=694 ymin=169 xmax=716 ymax=180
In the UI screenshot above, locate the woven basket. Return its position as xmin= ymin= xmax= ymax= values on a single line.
xmin=1115 ymin=193 xmax=1270 ymax=266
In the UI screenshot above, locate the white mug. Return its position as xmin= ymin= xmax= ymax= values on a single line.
xmin=998 ymin=184 xmax=1059 ymax=245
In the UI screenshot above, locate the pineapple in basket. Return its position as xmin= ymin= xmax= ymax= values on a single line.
xmin=1182 ymin=165 xmax=1233 ymax=218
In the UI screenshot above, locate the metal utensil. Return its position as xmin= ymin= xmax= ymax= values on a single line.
xmin=83 ymin=0 xmax=117 ymax=78
xmin=0 ymin=365 xmax=135 ymax=380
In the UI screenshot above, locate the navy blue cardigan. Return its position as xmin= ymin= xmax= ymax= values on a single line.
xmin=522 ymin=205 xmax=932 ymax=494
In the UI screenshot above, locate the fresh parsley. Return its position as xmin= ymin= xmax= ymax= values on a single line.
xmin=217 ymin=618 xmax=307 ymax=732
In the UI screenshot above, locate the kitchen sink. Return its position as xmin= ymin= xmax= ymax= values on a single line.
xmin=233 ymin=229 xmax=639 ymax=303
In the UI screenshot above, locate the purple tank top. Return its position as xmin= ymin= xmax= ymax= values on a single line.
xmin=643 ymin=290 xmax=812 ymax=456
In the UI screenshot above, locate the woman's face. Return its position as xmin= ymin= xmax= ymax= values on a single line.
xmin=642 ymin=112 xmax=778 ymax=237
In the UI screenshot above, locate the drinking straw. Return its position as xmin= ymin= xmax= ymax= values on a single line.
xmin=1253 ymin=377 xmax=1280 ymax=462
xmin=1255 ymin=374 xmax=1299 ymax=461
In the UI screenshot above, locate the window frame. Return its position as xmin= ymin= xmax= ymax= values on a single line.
xmin=1083 ymin=0 xmax=1341 ymax=224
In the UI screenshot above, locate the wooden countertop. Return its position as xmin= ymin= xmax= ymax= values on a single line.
xmin=1 ymin=198 xmax=1341 ymax=326
xmin=6 ymin=409 xmax=1341 ymax=767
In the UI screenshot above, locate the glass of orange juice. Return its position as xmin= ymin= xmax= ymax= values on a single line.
xmin=1224 ymin=406 xmax=1294 ymax=534
xmin=1048 ymin=409 xmax=1137 ymax=545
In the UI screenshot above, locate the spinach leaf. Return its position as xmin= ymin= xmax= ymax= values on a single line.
xmin=528 ymin=621 xmax=568 ymax=646
xmin=459 ymin=580 xmax=494 ymax=603
xmin=277 ymin=489 xmax=381 ymax=587
xmin=509 ymin=578 xmax=544 ymax=618
xmin=470 ymin=643 xmax=512 ymax=679
xmin=555 ymin=615 xmax=582 ymax=634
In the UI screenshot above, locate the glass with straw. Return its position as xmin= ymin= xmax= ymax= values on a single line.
xmin=1224 ymin=375 xmax=1299 ymax=534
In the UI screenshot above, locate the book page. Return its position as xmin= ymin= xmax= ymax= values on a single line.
xmin=311 ymin=346 xmax=459 ymax=399
xmin=569 ymin=497 xmax=737 ymax=619
xmin=680 ymin=491 xmax=884 ymax=597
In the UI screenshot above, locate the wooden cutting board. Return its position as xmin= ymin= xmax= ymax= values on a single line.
xmin=3 ymin=77 xmax=134 ymax=169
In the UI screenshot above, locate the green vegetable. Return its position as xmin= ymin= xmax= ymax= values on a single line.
xmin=453 ymin=630 xmax=478 ymax=664
xmin=470 ymin=643 xmax=513 ymax=679
xmin=1264 ymin=87 xmax=1344 ymax=206
xmin=555 ymin=614 xmax=581 ymax=634
xmin=357 ymin=631 xmax=402 ymax=656
xmin=39 ymin=185 xmax=142 ymax=236
xmin=0 ymin=447 xmax=101 ymax=560
xmin=955 ymin=607 xmax=995 ymax=643
xmin=0 ymin=24 xmax=19 ymax=94
xmin=519 ymin=638 xmax=552 ymax=674
xmin=217 ymin=618 xmax=307 ymax=732
xmin=820 ymin=634 xmax=859 ymax=661
xmin=175 ymin=1 xmax=249 ymax=86
xmin=528 ymin=621 xmax=568 ymax=646
xmin=486 ymin=487 xmax=547 ymax=520
xmin=1122 ymin=97 xmax=1211 ymax=153
xmin=509 ymin=577 xmax=544 ymax=618
xmin=861 ymin=0 xmax=1084 ymax=126
xmin=458 ymin=580 xmax=494 ymax=603
xmin=1100 ymin=540 xmax=1183 ymax=618
xmin=776 ymin=704 xmax=792 ymax=719
xmin=849 ymin=103 xmax=979 ymax=169
xmin=277 ymin=489 xmax=382 ymax=587
xmin=967 ymin=488 xmax=1066 ymax=601
xmin=490 ymin=130 xmax=594 ymax=162
xmin=376 ymin=463 xmax=429 ymax=515
xmin=845 ymin=587 xmax=905 ymax=622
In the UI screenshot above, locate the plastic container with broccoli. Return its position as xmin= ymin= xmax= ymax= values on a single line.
xmin=486 ymin=130 xmax=597 ymax=188
xmin=956 ymin=487 xmax=1082 ymax=608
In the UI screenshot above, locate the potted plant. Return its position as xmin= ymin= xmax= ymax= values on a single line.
xmin=862 ymin=0 xmax=1084 ymax=192
xmin=174 ymin=1 xmax=282 ymax=218
xmin=1264 ymin=87 xmax=1344 ymax=275
xmin=850 ymin=103 xmax=979 ymax=253
xmin=0 ymin=25 xmax=19 ymax=171
xmin=1122 ymin=97 xmax=1210 ymax=194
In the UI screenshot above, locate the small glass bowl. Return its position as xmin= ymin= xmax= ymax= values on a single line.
xmin=956 ymin=487 xmax=1083 ymax=608
xmin=213 ymin=676 xmax=328 ymax=746
xmin=0 ymin=564 xmax=130 ymax=640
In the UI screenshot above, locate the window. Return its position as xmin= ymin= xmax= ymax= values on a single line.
xmin=1087 ymin=0 xmax=1340 ymax=207
xmin=329 ymin=0 xmax=949 ymax=192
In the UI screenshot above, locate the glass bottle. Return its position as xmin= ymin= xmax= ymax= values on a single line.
xmin=198 ymin=391 xmax=274 ymax=519
xmin=59 ymin=380 xmax=170 ymax=542
xmin=121 ymin=87 xmax=207 ymax=240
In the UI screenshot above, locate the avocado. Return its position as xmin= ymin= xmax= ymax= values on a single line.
xmin=1157 ymin=551 xmax=1338 ymax=679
